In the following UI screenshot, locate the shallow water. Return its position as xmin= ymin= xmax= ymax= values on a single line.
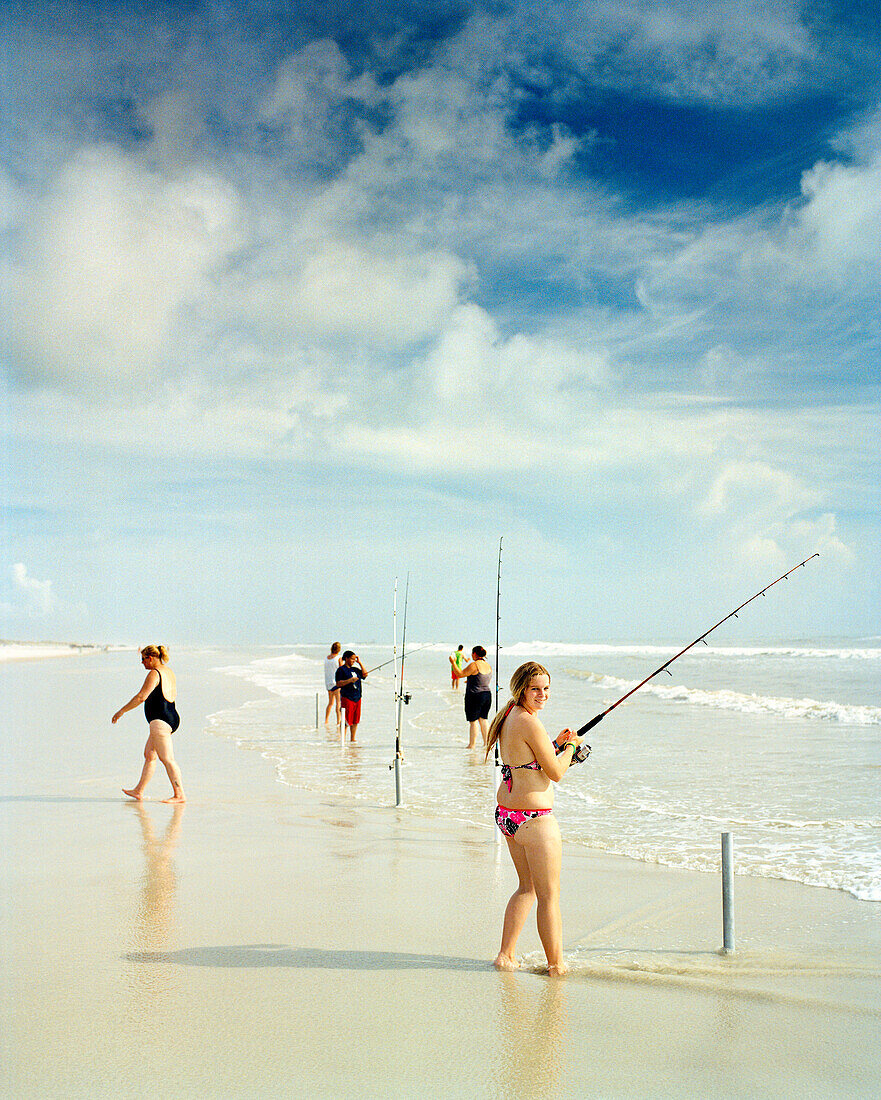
xmin=209 ymin=640 xmax=881 ymax=902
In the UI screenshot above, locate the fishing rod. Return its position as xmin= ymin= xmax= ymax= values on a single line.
xmin=390 ymin=574 xmax=410 ymax=805
xmin=392 ymin=575 xmax=399 ymax=725
xmin=365 ymin=641 xmax=437 ymax=675
xmin=397 ymin=574 xmax=411 ymax=732
xmin=570 ymin=553 xmax=819 ymax=763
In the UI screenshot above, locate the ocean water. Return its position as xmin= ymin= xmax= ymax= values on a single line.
xmin=208 ymin=640 xmax=881 ymax=902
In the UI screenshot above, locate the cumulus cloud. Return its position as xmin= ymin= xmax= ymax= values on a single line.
xmin=701 ymin=464 xmax=853 ymax=577
xmin=798 ymin=155 xmax=881 ymax=283
xmin=735 ymin=513 xmax=853 ymax=574
xmin=702 ymin=461 xmax=821 ymax=519
xmin=794 ymin=514 xmax=855 ymax=566
xmin=424 ymin=303 xmax=610 ymax=411
xmin=1 ymin=1 xmax=876 ymax=566
xmin=11 ymin=145 xmax=245 ymax=388
xmin=226 ymin=237 xmax=469 ymax=349
xmin=11 ymin=563 xmax=55 ymax=616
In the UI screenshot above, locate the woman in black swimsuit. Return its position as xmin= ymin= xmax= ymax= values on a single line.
xmin=113 ymin=645 xmax=186 ymax=803
xmin=451 ymin=645 xmax=493 ymax=748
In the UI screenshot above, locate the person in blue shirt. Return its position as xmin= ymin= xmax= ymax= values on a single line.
xmin=335 ymin=651 xmax=368 ymax=742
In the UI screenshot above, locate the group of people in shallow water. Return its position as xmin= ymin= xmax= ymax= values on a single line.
xmin=113 ymin=645 xmax=585 ymax=976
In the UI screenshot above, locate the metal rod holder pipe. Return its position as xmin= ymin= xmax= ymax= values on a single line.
xmin=721 ymin=832 xmax=735 ymax=954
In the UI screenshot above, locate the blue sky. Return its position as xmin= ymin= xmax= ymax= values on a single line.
xmin=1 ymin=0 xmax=879 ymax=646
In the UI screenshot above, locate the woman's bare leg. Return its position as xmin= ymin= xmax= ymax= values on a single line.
xmin=478 ymin=716 xmax=489 ymax=747
xmin=149 ymin=723 xmax=186 ymax=803
xmin=467 ymin=720 xmax=480 ymax=748
xmin=123 ymin=734 xmax=158 ymax=799
xmin=324 ymin=690 xmax=340 ymax=725
xmin=519 ymin=815 xmax=566 ymax=976
xmin=495 ymin=837 xmax=536 ymax=970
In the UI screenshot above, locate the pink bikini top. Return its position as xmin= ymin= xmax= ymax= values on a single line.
xmin=500 ymin=760 xmax=542 ymax=793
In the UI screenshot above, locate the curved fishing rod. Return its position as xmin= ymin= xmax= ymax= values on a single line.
xmin=365 ymin=640 xmax=437 ymax=675
xmin=571 ymin=553 xmax=819 ymax=762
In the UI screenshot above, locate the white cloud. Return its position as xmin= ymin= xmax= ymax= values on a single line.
xmin=736 ymin=534 xmax=789 ymax=573
xmin=701 ymin=463 xmax=854 ymax=582
xmin=257 ymin=39 xmax=357 ymax=119
xmin=227 ymin=237 xmax=470 ymax=349
xmin=797 ymin=156 xmax=881 ymax=283
xmin=638 ymin=117 xmax=881 ymax=331
xmin=11 ymin=563 xmax=55 ymax=616
xmin=423 ymin=303 xmax=610 ymax=412
xmin=732 ymin=513 xmax=854 ymax=577
xmin=387 ymin=67 xmax=510 ymax=166
xmin=786 ymin=513 xmax=854 ymax=566
xmin=470 ymin=0 xmax=818 ymax=107
xmin=536 ymin=124 xmax=594 ymax=177
xmin=702 ymin=461 xmax=821 ymax=519
xmin=12 ymin=145 xmax=245 ymax=387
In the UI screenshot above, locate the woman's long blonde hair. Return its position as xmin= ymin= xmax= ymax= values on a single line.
xmin=140 ymin=645 xmax=169 ymax=663
xmin=484 ymin=661 xmax=551 ymax=761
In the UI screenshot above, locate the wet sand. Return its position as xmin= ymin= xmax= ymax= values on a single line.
xmin=2 ymin=648 xmax=880 ymax=1098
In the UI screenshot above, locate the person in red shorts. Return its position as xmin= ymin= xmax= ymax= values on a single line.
xmin=335 ymin=651 xmax=368 ymax=742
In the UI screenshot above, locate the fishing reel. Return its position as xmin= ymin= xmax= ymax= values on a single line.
xmin=397 ymin=692 xmax=412 ymax=705
xmin=553 ymin=737 xmax=591 ymax=764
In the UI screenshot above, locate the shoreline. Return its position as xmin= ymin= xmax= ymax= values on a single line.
xmin=2 ymin=647 xmax=880 ymax=1097
xmin=0 ymin=641 xmax=111 ymax=662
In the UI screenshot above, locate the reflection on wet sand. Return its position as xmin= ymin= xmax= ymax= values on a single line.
xmin=125 ymin=803 xmax=184 ymax=1001
xmin=494 ymin=971 xmax=569 ymax=1099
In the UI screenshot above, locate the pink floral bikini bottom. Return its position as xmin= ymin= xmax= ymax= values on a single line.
xmin=495 ymin=804 xmax=553 ymax=838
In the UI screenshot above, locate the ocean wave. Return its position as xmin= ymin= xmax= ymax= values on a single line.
xmin=570 ymin=836 xmax=881 ymax=902
xmin=506 ymin=640 xmax=881 ymax=661
xmin=568 ymin=669 xmax=881 ymax=724
xmin=212 ymin=651 xmax=322 ymax=699
xmin=562 ymin=788 xmax=881 ymax=830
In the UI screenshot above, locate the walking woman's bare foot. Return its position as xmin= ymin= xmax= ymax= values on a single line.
xmin=160 ymin=794 xmax=186 ymax=804
xmin=547 ymin=962 xmax=569 ymax=978
xmin=122 ymin=788 xmax=143 ymax=800
xmin=494 ymin=953 xmax=521 ymax=971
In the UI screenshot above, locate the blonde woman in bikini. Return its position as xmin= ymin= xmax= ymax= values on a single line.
xmin=485 ymin=661 xmax=583 ymax=976
xmin=113 ymin=645 xmax=186 ymax=803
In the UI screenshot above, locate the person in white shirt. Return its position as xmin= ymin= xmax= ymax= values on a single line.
xmin=324 ymin=642 xmax=342 ymax=726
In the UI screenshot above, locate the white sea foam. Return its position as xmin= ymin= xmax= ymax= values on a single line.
xmin=213 ymin=650 xmax=321 ymax=699
xmin=506 ymin=640 xmax=881 ymax=660
xmin=0 ymin=641 xmax=106 ymax=662
xmin=505 ymin=642 xmax=879 ymax=655
xmin=569 ymin=669 xmax=881 ymax=724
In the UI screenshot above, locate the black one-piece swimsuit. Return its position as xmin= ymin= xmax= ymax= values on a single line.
xmin=143 ymin=673 xmax=180 ymax=732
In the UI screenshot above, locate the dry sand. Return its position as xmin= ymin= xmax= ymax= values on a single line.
xmin=2 ymin=648 xmax=880 ymax=1098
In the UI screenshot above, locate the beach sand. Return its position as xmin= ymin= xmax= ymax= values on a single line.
xmin=2 ymin=649 xmax=880 ymax=1098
